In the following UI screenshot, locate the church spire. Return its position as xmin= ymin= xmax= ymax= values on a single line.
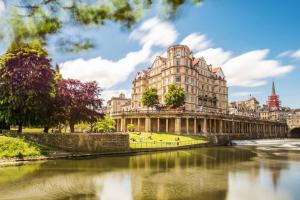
xmin=271 ymin=81 xmax=276 ymax=96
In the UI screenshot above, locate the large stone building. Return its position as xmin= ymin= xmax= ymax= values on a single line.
xmin=107 ymin=93 xmax=131 ymax=114
xmin=229 ymin=95 xmax=260 ymax=118
xmin=131 ymin=45 xmax=228 ymax=113
xmin=107 ymin=46 xmax=288 ymax=137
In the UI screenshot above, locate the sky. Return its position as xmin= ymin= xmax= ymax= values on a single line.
xmin=0 ymin=0 xmax=300 ymax=108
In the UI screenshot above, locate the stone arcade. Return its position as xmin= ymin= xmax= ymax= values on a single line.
xmin=112 ymin=111 xmax=287 ymax=139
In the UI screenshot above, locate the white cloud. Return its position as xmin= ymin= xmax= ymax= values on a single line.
xmin=60 ymin=44 xmax=151 ymax=89
xmin=0 ymin=0 xmax=4 ymax=16
xmin=180 ymin=33 xmax=211 ymax=51
xmin=181 ymin=34 xmax=293 ymax=88
xmin=60 ymin=17 xmax=178 ymax=89
xmin=277 ymin=50 xmax=293 ymax=58
xmin=278 ymin=49 xmax=300 ymax=60
xmin=291 ymin=49 xmax=300 ymax=59
xmin=195 ymin=48 xmax=232 ymax=66
xmin=129 ymin=17 xmax=177 ymax=47
xmin=222 ymin=49 xmax=293 ymax=87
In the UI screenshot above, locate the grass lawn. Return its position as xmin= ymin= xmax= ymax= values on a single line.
xmin=10 ymin=128 xmax=44 ymax=133
xmin=129 ymin=132 xmax=208 ymax=149
xmin=0 ymin=136 xmax=43 ymax=158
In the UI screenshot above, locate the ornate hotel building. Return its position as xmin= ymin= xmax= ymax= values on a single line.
xmin=131 ymin=45 xmax=228 ymax=113
xmin=108 ymin=46 xmax=288 ymax=136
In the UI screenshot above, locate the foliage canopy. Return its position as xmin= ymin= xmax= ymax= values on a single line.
xmin=164 ymin=84 xmax=185 ymax=108
xmin=141 ymin=87 xmax=159 ymax=108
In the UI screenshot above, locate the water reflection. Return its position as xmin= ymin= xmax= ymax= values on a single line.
xmin=0 ymin=147 xmax=299 ymax=200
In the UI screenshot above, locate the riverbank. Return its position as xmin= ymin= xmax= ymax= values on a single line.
xmin=0 ymin=140 xmax=213 ymax=167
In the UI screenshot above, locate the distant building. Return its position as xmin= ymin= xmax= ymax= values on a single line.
xmin=287 ymin=109 xmax=300 ymax=137
xmin=259 ymin=82 xmax=291 ymax=122
xmin=229 ymin=95 xmax=260 ymax=118
xmin=107 ymin=93 xmax=131 ymax=115
xmin=267 ymin=81 xmax=281 ymax=109
xmin=131 ymin=44 xmax=228 ymax=113
xmin=259 ymin=106 xmax=291 ymax=122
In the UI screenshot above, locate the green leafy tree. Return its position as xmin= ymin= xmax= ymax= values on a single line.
xmin=93 ymin=115 xmax=116 ymax=133
xmin=127 ymin=124 xmax=136 ymax=132
xmin=75 ymin=122 xmax=90 ymax=133
xmin=141 ymin=87 xmax=159 ymax=109
xmin=164 ymin=84 xmax=185 ymax=108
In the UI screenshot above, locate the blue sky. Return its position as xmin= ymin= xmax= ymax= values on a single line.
xmin=0 ymin=0 xmax=299 ymax=108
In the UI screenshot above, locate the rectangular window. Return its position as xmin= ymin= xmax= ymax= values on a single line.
xmin=176 ymin=67 xmax=180 ymax=73
xmin=185 ymin=77 xmax=189 ymax=83
xmin=176 ymin=60 xmax=180 ymax=66
xmin=176 ymin=50 xmax=181 ymax=57
xmin=175 ymin=76 xmax=181 ymax=82
xmin=191 ymin=78 xmax=194 ymax=84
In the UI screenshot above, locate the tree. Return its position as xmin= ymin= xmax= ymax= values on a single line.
xmin=141 ymin=87 xmax=159 ymax=109
xmin=0 ymin=0 xmax=203 ymax=51
xmin=93 ymin=115 xmax=116 ymax=133
xmin=0 ymin=41 xmax=56 ymax=132
xmin=56 ymin=79 xmax=103 ymax=133
xmin=164 ymin=84 xmax=185 ymax=108
xmin=127 ymin=124 xmax=136 ymax=132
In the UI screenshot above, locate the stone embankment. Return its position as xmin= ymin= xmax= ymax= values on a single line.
xmin=3 ymin=132 xmax=129 ymax=153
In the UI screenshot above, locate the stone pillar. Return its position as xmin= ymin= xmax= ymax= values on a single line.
xmin=186 ymin=117 xmax=189 ymax=135
xmin=209 ymin=119 xmax=212 ymax=134
xmin=166 ymin=118 xmax=169 ymax=133
xmin=203 ymin=118 xmax=207 ymax=133
xmin=137 ymin=118 xmax=140 ymax=132
xmin=145 ymin=117 xmax=150 ymax=132
xmin=194 ymin=117 xmax=197 ymax=134
xmin=219 ymin=120 xmax=223 ymax=134
xmin=175 ymin=118 xmax=181 ymax=134
xmin=121 ymin=118 xmax=126 ymax=132
xmin=157 ymin=118 xmax=160 ymax=133
xmin=130 ymin=118 xmax=133 ymax=124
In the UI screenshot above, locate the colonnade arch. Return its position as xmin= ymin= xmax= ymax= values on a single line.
xmin=113 ymin=113 xmax=288 ymax=138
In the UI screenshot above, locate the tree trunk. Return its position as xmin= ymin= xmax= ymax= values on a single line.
xmin=70 ymin=123 xmax=75 ymax=133
xmin=18 ymin=124 xmax=22 ymax=133
xmin=43 ymin=127 xmax=49 ymax=133
xmin=58 ymin=124 xmax=62 ymax=133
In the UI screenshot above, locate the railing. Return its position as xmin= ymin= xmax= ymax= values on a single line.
xmin=129 ymin=140 xmax=205 ymax=149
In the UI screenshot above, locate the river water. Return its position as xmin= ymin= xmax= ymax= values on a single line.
xmin=1 ymin=140 xmax=300 ymax=200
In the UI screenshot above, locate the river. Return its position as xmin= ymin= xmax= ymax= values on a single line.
xmin=1 ymin=139 xmax=300 ymax=200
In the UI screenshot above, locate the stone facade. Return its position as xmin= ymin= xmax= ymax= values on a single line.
xmin=7 ymin=133 xmax=129 ymax=153
xmin=287 ymin=109 xmax=300 ymax=136
xmin=229 ymin=96 xmax=260 ymax=118
xmin=112 ymin=111 xmax=288 ymax=138
xmin=259 ymin=106 xmax=291 ymax=122
xmin=107 ymin=93 xmax=131 ymax=114
xmin=131 ymin=45 xmax=228 ymax=113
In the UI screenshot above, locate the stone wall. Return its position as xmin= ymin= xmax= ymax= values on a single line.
xmin=5 ymin=133 xmax=129 ymax=153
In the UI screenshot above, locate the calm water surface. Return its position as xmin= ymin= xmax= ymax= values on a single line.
xmin=1 ymin=144 xmax=300 ymax=200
